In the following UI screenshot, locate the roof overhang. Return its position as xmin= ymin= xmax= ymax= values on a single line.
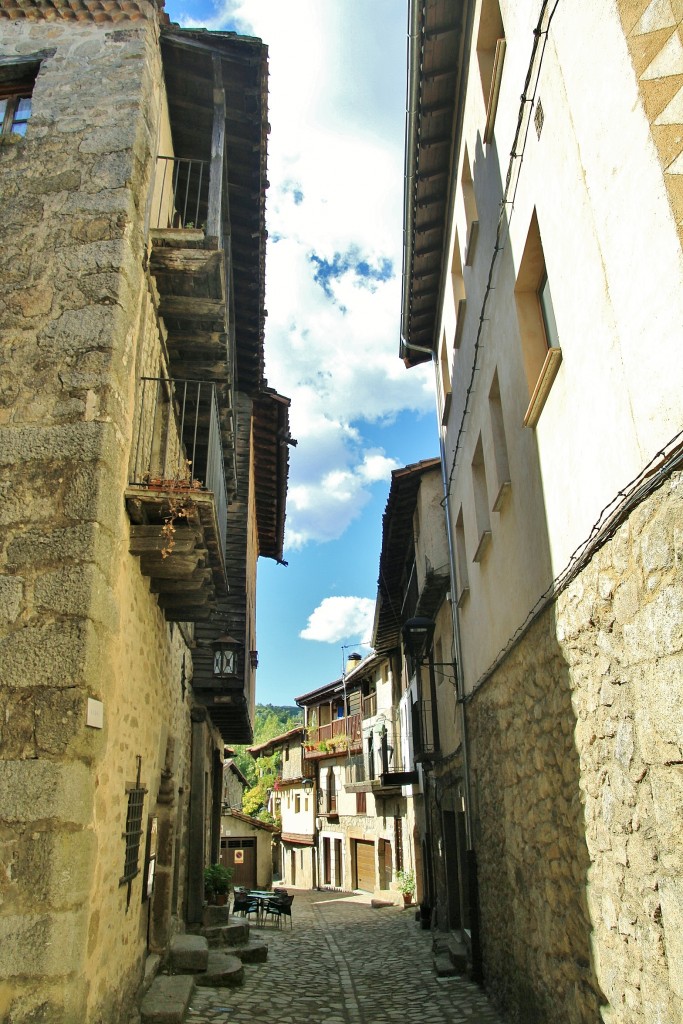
xmin=373 ymin=458 xmax=442 ymax=653
xmin=160 ymin=28 xmax=269 ymax=393
xmin=252 ymin=388 xmax=292 ymax=562
xmin=400 ymin=0 xmax=473 ymax=367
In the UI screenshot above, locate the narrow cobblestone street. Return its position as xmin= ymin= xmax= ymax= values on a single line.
xmin=185 ymin=890 xmax=505 ymax=1024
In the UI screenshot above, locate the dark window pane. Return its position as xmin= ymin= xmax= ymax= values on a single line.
xmin=539 ymin=274 xmax=559 ymax=349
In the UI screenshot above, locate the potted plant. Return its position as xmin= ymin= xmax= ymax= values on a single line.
xmin=204 ymin=864 xmax=233 ymax=906
xmin=396 ymin=869 xmax=416 ymax=906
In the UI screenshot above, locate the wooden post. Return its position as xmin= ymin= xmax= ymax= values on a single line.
xmin=187 ymin=707 xmax=207 ymax=924
xmin=206 ymin=53 xmax=225 ymax=246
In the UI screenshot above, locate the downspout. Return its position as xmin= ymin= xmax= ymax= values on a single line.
xmin=439 ymin=428 xmax=482 ymax=982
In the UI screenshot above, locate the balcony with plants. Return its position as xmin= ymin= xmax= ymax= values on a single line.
xmin=125 ymin=375 xmax=229 ymax=621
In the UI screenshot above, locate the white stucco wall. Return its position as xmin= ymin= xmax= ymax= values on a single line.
xmin=439 ymin=0 xmax=683 ymax=690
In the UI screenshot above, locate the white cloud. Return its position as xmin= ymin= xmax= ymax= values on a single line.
xmin=173 ymin=1 xmax=433 ymax=549
xmin=300 ymin=596 xmax=376 ymax=645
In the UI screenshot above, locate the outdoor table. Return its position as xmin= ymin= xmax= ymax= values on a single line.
xmin=246 ymin=890 xmax=277 ymax=923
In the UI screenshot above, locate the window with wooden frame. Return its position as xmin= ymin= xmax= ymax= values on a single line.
xmin=0 ymin=63 xmax=39 ymax=138
xmin=477 ymin=0 xmax=506 ymax=144
xmin=488 ymin=370 xmax=511 ymax=510
xmin=454 ymin=506 xmax=469 ymax=606
xmin=356 ymin=791 xmax=367 ymax=815
xmin=514 ymin=210 xmax=563 ymax=427
xmin=471 ymin=434 xmax=492 ymax=562
xmin=461 ymin=147 xmax=479 ymax=266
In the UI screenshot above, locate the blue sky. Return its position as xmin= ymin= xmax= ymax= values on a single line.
xmin=164 ymin=1 xmax=439 ymax=704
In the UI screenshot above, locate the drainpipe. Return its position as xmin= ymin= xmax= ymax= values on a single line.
xmin=439 ymin=428 xmax=482 ymax=983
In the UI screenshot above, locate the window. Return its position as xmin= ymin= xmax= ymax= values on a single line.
xmin=477 ymin=0 xmax=506 ymax=143
xmin=488 ymin=371 xmax=511 ymax=510
xmin=452 ymin=233 xmax=467 ymax=351
xmin=0 ymin=62 xmax=39 ymax=138
xmin=120 ymin=757 xmax=147 ymax=907
xmin=394 ymin=817 xmax=404 ymax=872
xmin=438 ymin=330 xmax=452 ymax=425
xmin=356 ymin=791 xmax=367 ymax=815
xmin=514 ymin=211 xmax=563 ymax=427
xmin=294 ymin=795 xmax=300 ymax=814
xmin=454 ymin=507 xmax=469 ymax=606
xmin=471 ymin=435 xmax=492 ymax=562
xmin=461 ymin=148 xmax=479 ymax=266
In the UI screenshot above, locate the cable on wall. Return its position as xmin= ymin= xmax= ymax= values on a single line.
xmin=463 ymin=429 xmax=683 ymax=704
xmin=443 ymin=0 xmax=561 ymax=498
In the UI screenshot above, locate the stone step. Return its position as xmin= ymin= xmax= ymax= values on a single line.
xmin=224 ymin=939 xmax=268 ymax=964
xmin=447 ymin=936 xmax=469 ymax=973
xmin=195 ymin=952 xmax=244 ymax=988
xmin=140 ymin=974 xmax=195 ymax=1024
xmin=169 ymin=934 xmax=209 ymax=974
xmin=201 ymin=920 xmax=249 ymax=948
xmin=434 ymin=953 xmax=460 ymax=977
xmin=202 ymin=904 xmax=231 ymax=928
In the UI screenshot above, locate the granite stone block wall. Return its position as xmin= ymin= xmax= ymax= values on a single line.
xmin=0 ymin=15 xmax=200 ymax=1023
xmin=468 ymin=473 xmax=683 ymax=1024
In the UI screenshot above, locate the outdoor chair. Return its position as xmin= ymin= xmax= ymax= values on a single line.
xmin=264 ymin=893 xmax=294 ymax=929
xmin=233 ymin=893 xmax=259 ymax=922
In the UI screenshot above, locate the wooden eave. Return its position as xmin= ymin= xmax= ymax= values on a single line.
xmin=160 ymin=28 xmax=268 ymax=395
xmin=372 ymin=458 xmax=442 ymax=653
xmin=401 ymin=0 xmax=472 ymax=368
xmin=252 ymin=388 xmax=291 ymax=563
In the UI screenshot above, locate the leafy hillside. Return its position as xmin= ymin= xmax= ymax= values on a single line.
xmin=230 ymin=704 xmax=302 ymax=792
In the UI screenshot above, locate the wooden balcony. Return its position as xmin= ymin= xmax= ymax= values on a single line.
xmin=303 ymin=714 xmax=362 ymax=760
xmin=125 ymin=376 xmax=229 ymax=621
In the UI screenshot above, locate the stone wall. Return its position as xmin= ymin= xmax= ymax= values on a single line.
xmin=467 ymin=472 xmax=683 ymax=1023
xmin=0 ymin=16 xmax=205 ymax=1023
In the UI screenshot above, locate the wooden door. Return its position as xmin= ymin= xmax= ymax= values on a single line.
xmin=354 ymin=839 xmax=375 ymax=892
xmin=221 ymin=837 xmax=256 ymax=889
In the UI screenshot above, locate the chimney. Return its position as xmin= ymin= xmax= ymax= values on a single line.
xmin=346 ymin=652 xmax=362 ymax=675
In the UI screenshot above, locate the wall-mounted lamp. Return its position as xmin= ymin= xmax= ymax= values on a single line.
xmin=210 ymin=634 xmax=242 ymax=678
xmin=301 ymin=776 xmax=314 ymax=792
xmin=249 ymin=650 xmax=259 ymax=669
xmin=401 ymin=616 xmax=436 ymax=664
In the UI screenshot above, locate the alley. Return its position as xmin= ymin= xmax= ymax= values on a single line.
xmin=185 ymin=890 xmax=505 ymax=1024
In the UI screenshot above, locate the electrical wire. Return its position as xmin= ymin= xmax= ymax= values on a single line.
xmin=464 ymin=430 xmax=683 ymax=704
xmin=444 ymin=0 xmax=561 ymax=498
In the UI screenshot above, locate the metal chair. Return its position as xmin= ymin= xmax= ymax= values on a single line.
xmin=264 ymin=893 xmax=294 ymax=929
xmin=233 ymin=893 xmax=259 ymax=922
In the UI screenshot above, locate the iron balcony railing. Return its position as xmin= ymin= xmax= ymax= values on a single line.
xmin=130 ymin=376 xmax=229 ymax=561
xmin=151 ymin=156 xmax=210 ymax=232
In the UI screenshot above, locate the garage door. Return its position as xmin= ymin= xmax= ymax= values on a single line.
xmin=354 ymin=840 xmax=375 ymax=892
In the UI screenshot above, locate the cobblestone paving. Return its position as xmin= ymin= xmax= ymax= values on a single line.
xmin=185 ymin=890 xmax=505 ymax=1024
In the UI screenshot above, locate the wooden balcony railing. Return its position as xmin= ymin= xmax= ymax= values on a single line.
xmin=362 ymin=692 xmax=377 ymax=719
xmin=304 ymin=713 xmax=362 ymax=758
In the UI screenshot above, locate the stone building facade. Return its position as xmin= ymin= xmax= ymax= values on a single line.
xmin=400 ymin=1 xmax=683 ymax=1022
xmin=0 ymin=5 xmax=288 ymax=1023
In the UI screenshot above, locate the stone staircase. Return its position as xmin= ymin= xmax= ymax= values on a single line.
xmin=139 ymin=908 xmax=268 ymax=1024
xmin=432 ymin=932 xmax=469 ymax=978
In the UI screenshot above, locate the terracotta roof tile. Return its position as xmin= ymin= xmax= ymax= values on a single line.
xmin=0 ymin=0 xmax=170 ymax=23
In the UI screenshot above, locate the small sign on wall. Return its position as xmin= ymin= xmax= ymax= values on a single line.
xmin=234 ymin=849 xmax=244 ymax=864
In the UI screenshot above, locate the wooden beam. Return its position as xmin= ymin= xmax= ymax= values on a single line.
xmin=206 ymin=54 xmax=226 ymax=243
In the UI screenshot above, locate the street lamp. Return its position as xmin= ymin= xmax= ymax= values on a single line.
xmin=401 ymin=616 xmax=436 ymax=664
xmin=301 ymin=776 xmax=314 ymax=792
xmin=210 ymin=634 xmax=242 ymax=678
